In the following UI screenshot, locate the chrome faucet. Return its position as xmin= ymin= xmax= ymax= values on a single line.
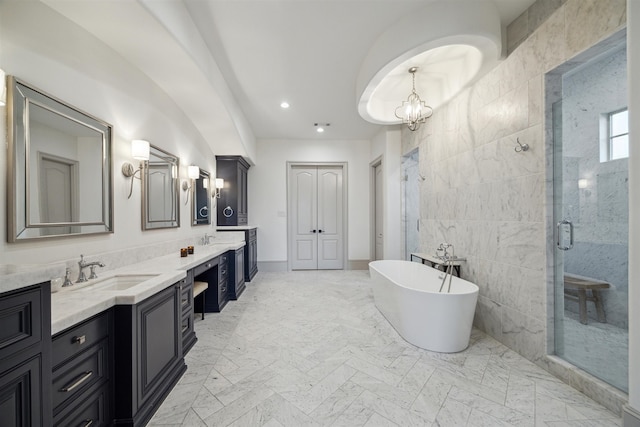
xmin=76 ymin=254 xmax=106 ymax=283
xmin=202 ymin=233 xmax=214 ymax=245
xmin=436 ymin=242 xmax=453 ymax=260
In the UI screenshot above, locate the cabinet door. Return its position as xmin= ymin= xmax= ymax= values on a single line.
xmin=235 ymin=249 xmax=245 ymax=288
xmin=249 ymin=236 xmax=258 ymax=281
xmin=0 ymin=356 xmax=41 ymax=427
xmin=136 ymin=285 xmax=181 ymax=408
xmin=237 ymin=163 xmax=248 ymax=225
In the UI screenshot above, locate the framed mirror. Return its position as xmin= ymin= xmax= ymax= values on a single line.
xmin=142 ymin=145 xmax=179 ymax=230
xmin=192 ymin=169 xmax=211 ymax=226
xmin=7 ymin=76 xmax=113 ymax=242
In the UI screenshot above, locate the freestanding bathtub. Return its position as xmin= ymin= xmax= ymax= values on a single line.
xmin=369 ymin=260 xmax=479 ymax=353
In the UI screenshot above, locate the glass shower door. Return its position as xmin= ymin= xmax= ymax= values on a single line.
xmin=552 ymin=43 xmax=629 ymax=392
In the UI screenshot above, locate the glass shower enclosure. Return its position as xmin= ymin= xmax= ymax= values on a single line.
xmin=551 ymin=40 xmax=628 ymax=392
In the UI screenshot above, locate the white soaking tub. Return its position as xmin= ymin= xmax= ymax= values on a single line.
xmin=369 ymin=260 xmax=479 ymax=353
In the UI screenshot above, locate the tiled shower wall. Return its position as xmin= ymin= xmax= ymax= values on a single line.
xmin=401 ymin=0 xmax=626 ymax=365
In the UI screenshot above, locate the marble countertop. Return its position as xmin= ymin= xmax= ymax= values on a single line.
xmin=1 ymin=241 xmax=244 ymax=336
xmin=217 ymin=225 xmax=257 ymax=230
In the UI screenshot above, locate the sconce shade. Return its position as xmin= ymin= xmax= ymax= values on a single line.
xmin=215 ymin=178 xmax=224 ymax=189
xmin=188 ymin=165 xmax=200 ymax=179
xmin=131 ymin=139 xmax=150 ymax=161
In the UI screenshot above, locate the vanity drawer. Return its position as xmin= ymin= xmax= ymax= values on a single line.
xmin=219 ymin=254 xmax=229 ymax=282
xmin=53 ymin=311 xmax=110 ymax=368
xmin=52 ymin=338 xmax=109 ymax=411
xmin=180 ymin=282 xmax=193 ymax=314
xmin=218 ymin=278 xmax=228 ymax=304
xmin=181 ymin=312 xmax=193 ymax=338
xmin=53 ymin=384 xmax=110 ymax=427
xmin=193 ymin=258 xmax=216 ymax=277
xmin=0 ymin=286 xmax=43 ymax=361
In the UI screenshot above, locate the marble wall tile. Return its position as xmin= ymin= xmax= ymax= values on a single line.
xmin=528 ymin=76 xmax=543 ymax=126
xmin=507 ymin=10 xmax=530 ymax=55
xmin=501 ymin=306 xmax=546 ymax=363
xmin=474 ymin=296 xmax=503 ymax=340
xmin=409 ymin=0 xmax=627 ymax=398
xmin=564 ymin=0 xmax=626 ymax=60
xmin=477 ymin=83 xmax=529 ymax=146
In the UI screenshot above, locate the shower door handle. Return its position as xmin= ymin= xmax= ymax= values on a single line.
xmin=556 ymin=219 xmax=574 ymax=251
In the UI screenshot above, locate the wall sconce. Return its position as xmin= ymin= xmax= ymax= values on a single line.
xmin=214 ymin=178 xmax=224 ymax=198
xmin=121 ymin=139 xmax=150 ymax=199
xmin=578 ymin=178 xmax=588 ymax=189
xmin=182 ymin=165 xmax=200 ymax=205
xmin=0 ymin=69 xmax=6 ymax=106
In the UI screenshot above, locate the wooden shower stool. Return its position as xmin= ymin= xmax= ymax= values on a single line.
xmin=564 ymin=273 xmax=610 ymax=325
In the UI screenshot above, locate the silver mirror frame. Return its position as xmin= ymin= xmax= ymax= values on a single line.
xmin=192 ymin=169 xmax=211 ymax=226
xmin=6 ymin=76 xmax=114 ymax=242
xmin=142 ymin=144 xmax=180 ymax=230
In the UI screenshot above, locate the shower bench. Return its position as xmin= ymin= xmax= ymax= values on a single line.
xmin=564 ymin=273 xmax=610 ymax=325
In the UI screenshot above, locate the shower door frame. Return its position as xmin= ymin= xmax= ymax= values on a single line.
xmin=544 ymin=29 xmax=628 ymax=398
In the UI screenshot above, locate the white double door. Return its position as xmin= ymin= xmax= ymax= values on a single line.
xmin=289 ymin=165 xmax=344 ymax=270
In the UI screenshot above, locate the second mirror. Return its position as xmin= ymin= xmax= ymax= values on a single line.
xmin=192 ymin=169 xmax=211 ymax=226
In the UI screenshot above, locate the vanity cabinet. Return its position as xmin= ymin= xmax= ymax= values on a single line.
xmin=0 ymin=283 xmax=52 ymax=427
xmin=179 ymin=271 xmax=196 ymax=355
xmin=218 ymin=228 xmax=257 ymax=282
xmin=194 ymin=255 xmax=231 ymax=313
xmin=228 ymin=248 xmax=245 ymax=300
xmin=52 ymin=310 xmax=112 ymax=426
xmin=216 ymin=155 xmax=250 ymax=226
xmin=113 ymin=282 xmax=186 ymax=427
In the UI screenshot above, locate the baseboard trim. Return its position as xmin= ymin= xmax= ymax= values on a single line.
xmin=348 ymin=259 xmax=370 ymax=270
xmin=257 ymin=261 xmax=288 ymax=272
xmin=624 ymin=405 xmax=640 ymax=427
xmin=258 ymin=260 xmax=370 ymax=272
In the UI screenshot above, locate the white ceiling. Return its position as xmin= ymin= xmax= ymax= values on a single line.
xmin=43 ymin=0 xmax=536 ymax=159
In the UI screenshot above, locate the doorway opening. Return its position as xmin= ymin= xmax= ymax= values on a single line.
xmin=287 ymin=162 xmax=347 ymax=270
xmin=401 ymin=149 xmax=420 ymax=260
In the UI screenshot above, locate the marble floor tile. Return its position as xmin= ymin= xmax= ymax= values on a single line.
xmin=150 ymin=271 xmax=622 ymax=427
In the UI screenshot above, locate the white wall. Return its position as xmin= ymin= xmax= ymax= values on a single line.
xmin=627 ymin=0 xmax=640 ymax=417
xmin=370 ymin=127 xmax=403 ymax=260
xmin=251 ymin=138 xmax=371 ymax=265
xmin=0 ymin=1 xmax=217 ymax=265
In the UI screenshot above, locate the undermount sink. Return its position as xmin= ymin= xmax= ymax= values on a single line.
xmin=78 ymin=274 xmax=159 ymax=292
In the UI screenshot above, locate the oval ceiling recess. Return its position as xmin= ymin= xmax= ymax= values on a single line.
xmin=357 ymin=0 xmax=504 ymax=125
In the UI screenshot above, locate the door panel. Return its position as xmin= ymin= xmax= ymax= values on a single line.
xmin=374 ymin=163 xmax=383 ymax=260
xmin=318 ymin=167 xmax=343 ymax=269
xmin=289 ymin=165 xmax=344 ymax=270
xmin=291 ymin=168 xmax=318 ymax=270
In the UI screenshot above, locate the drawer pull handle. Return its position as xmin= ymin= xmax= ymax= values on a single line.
xmin=60 ymin=371 xmax=93 ymax=392
xmin=73 ymin=335 xmax=86 ymax=345
xmin=81 ymin=420 xmax=94 ymax=427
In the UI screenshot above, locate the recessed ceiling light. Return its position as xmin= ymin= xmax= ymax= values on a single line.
xmin=314 ymin=122 xmax=330 ymax=133
xmin=280 ymin=101 xmax=290 ymax=109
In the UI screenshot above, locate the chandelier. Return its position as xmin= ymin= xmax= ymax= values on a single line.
xmin=394 ymin=67 xmax=433 ymax=131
